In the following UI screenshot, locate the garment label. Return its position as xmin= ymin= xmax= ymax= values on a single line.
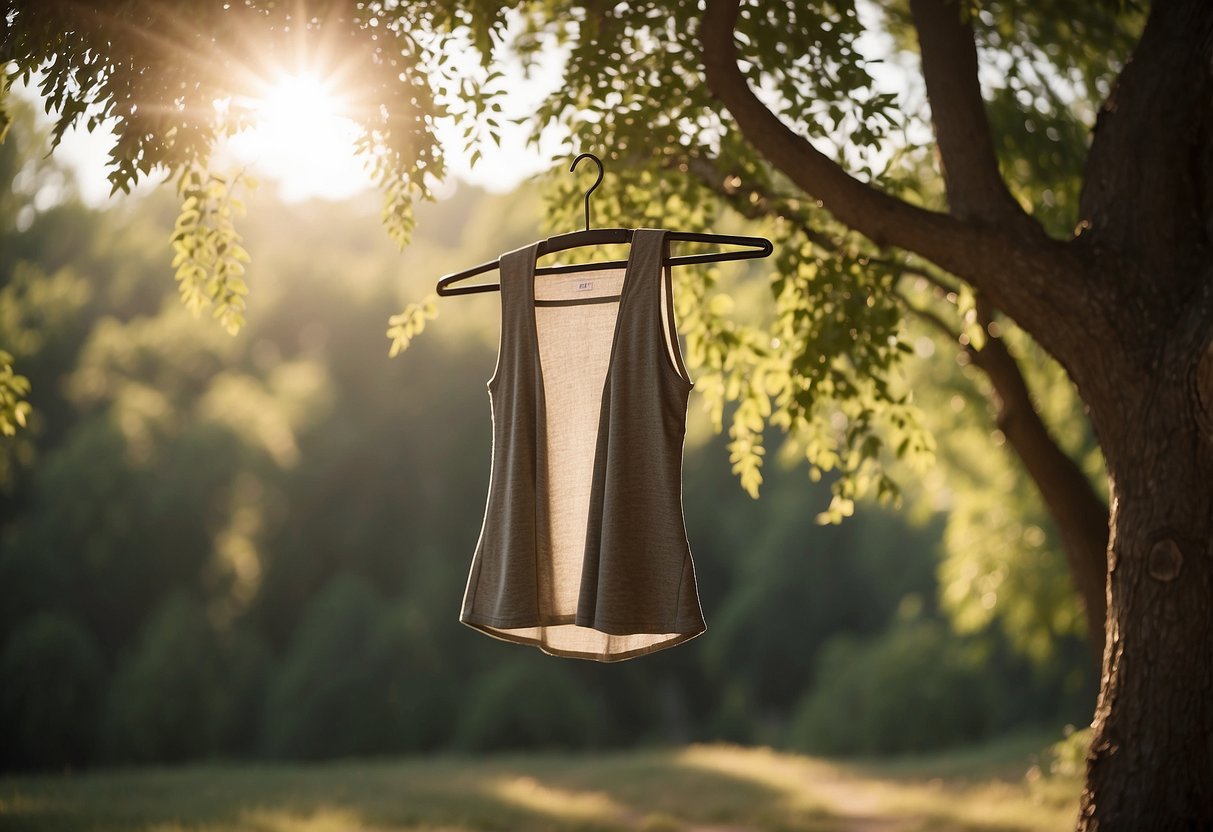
xmin=576 ymin=281 xmax=594 ymax=291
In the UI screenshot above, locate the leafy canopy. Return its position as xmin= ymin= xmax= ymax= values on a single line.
xmin=0 ymin=0 xmax=1137 ymax=516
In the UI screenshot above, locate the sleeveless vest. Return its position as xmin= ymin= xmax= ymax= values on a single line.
xmin=460 ymin=228 xmax=707 ymax=661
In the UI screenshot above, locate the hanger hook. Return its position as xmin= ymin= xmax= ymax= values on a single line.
xmin=569 ymin=152 xmax=604 ymax=231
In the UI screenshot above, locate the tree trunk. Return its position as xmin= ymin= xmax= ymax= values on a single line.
xmin=1071 ymin=0 xmax=1213 ymax=822
xmin=1076 ymin=326 xmax=1213 ymax=827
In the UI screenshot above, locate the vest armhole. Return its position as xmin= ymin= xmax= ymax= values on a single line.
xmin=486 ymin=278 xmax=509 ymax=392
xmin=660 ymin=259 xmax=694 ymax=387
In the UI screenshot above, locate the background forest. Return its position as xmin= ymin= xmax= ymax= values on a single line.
xmin=0 ymin=105 xmax=1093 ymax=772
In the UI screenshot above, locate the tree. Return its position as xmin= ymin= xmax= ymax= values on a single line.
xmin=0 ymin=611 xmax=105 ymax=770
xmin=3 ymin=0 xmax=1210 ymax=825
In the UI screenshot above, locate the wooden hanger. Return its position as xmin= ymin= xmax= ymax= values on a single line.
xmin=435 ymin=153 xmax=773 ymax=297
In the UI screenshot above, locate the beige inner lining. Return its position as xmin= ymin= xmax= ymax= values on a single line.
xmin=476 ymin=267 xmax=690 ymax=659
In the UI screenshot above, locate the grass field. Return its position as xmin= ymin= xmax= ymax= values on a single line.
xmin=0 ymin=735 xmax=1081 ymax=832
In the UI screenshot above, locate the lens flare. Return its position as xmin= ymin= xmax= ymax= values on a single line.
xmin=226 ymin=70 xmax=371 ymax=200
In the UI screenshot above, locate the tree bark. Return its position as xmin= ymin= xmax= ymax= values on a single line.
xmin=906 ymin=0 xmax=1021 ymax=222
xmin=1071 ymin=0 xmax=1213 ymax=823
xmin=1075 ymin=317 xmax=1213 ymax=828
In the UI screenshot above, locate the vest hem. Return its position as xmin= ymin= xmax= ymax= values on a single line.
xmin=459 ymin=613 xmax=706 ymax=662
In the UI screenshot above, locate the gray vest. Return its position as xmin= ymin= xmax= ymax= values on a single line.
xmin=460 ymin=228 xmax=707 ymax=661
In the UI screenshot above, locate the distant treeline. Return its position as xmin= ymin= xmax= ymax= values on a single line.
xmin=0 ymin=112 xmax=1094 ymax=771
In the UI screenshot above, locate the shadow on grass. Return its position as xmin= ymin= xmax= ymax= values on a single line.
xmin=0 ymin=740 xmax=1078 ymax=832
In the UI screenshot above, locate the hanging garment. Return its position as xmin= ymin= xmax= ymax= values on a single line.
xmin=460 ymin=228 xmax=707 ymax=661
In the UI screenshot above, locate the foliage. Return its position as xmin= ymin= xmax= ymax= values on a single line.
xmin=894 ymin=306 xmax=1104 ymax=658
xmin=170 ymin=164 xmax=254 ymax=335
xmin=973 ymin=3 xmax=1143 ymax=237
xmin=387 ymin=292 xmax=440 ymax=356
xmin=936 ymin=453 xmax=1086 ymax=659
xmin=0 ymin=348 xmax=30 ymax=435
xmin=1044 ymin=724 xmax=1093 ymax=779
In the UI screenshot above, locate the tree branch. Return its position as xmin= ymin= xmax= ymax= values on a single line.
xmin=893 ymin=287 xmax=962 ymax=342
xmin=907 ymin=0 xmax=1026 ymax=222
xmin=968 ymin=297 xmax=1109 ymax=658
xmin=699 ymin=0 xmax=1090 ymax=362
xmin=700 ymin=0 xmax=965 ymax=256
xmin=681 ymin=154 xmax=840 ymax=251
xmin=1079 ymin=0 xmax=1213 ymax=288
xmin=683 ymin=155 xmax=975 ymax=308
xmin=883 ymin=258 xmax=960 ymax=297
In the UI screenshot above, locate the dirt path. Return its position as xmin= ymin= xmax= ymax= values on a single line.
xmin=802 ymin=768 xmax=915 ymax=832
xmin=667 ymin=745 xmax=918 ymax=832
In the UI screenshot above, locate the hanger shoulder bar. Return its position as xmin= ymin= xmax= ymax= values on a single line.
xmin=665 ymin=231 xmax=773 ymax=265
xmin=538 ymin=227 xmax=633 ymax=254
xmin=436 ymin=257 xmax=503 ymax=296
xmin=435 ymin=230 xmax=773 ymax=296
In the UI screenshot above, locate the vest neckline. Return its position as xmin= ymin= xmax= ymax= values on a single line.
xmin=521 ymin=230 xmax=662 ymax=422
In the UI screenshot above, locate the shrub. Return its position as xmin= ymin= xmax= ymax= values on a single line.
xmin=454 ymin=659 xmax=602 ymax=752
xmin=259 ymin=572 xmax=443 ymax=758
xmin=0 ymin=612 xmax=105 ymax=770
xmin=790 ymin=620 xmax=1003 ymax=756
xmin=99 ymin=591 xmax=265 ymax=762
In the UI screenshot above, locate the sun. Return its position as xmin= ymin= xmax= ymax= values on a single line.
xmin=259 ymin=71 xmax=340 ymax=129
xmin=225 ymin=70 xmax=373 ymax=201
